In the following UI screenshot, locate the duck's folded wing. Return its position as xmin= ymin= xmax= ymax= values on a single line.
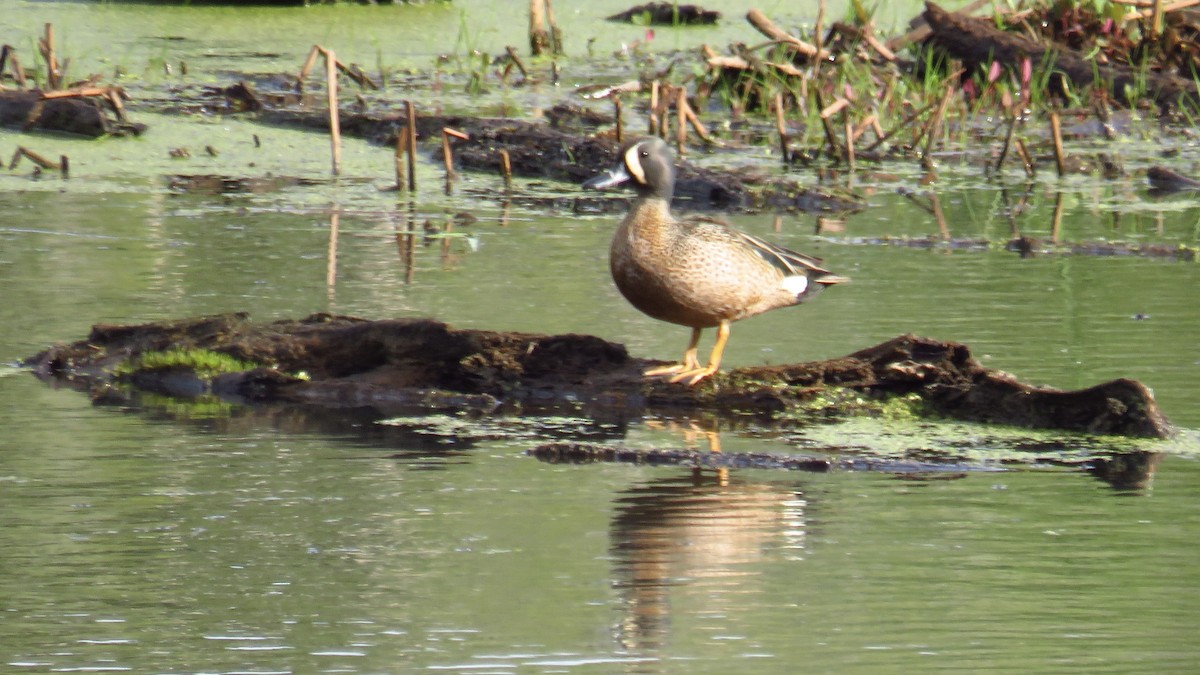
xmin=736 ymin=230 xmax=831 ymax=276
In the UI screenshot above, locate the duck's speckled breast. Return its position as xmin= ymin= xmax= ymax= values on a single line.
xmin=609 ymin=200 xmax=797 ymax=328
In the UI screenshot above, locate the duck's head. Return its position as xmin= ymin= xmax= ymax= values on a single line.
xmin=583 ymin=136 xmax=675 ymax=201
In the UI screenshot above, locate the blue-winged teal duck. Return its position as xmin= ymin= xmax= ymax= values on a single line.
xmin=584 ymin=136 xmax=847 ymax=385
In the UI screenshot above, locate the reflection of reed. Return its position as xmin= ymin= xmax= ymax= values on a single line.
xmin=610 ymin=474 xmax=807 ymax=653
xmin=326 ymin=208 xmax=340 ymax=303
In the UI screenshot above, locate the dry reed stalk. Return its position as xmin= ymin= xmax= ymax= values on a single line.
xmin=851 ymin=114 xmax=876 ymax=143
xmin=1123 ymin=0 xmax=1198 ymax=21
xmin=675 ymin=86 xmax=687 ymax=155
xmin=1015 ymin=138 xmax=1036 ymax=177
xmin=59 ymin=155 xmax=69 ymax=178
xmin=1051 ymin=192 xmax=1065 ymax=244
xmin=774 ymin=93 xmax=789 ymax=162
xmin=680 ymin=99 xmax=715 ymax=145
xmin=334 ymin=60 xmax=380 ymax=89
xmin=922 ymin=84 xmax=957 ymax=162
xmin=298 ymin=46 xmax=321 ymax=92
xmin=1049 ymin=111 xmax=1066 ymax=177
xmin=406 ymin=100 xmax=417 ymax=191
xmin=745 ymin=9 xmax=830 ymax=61
xmin=813 ymin=0 xmax=827 ymax=79
xmin=324 ymin=48 xmax=341 ymax=175
xmin=845 ymin=120 xmax=856 ymax=172
xmin=613 ymin=95 xmax=623 ymax=143
xmin=649 ymin=81 xmax=660 ymax=136
xmin=499 ymin=149 xmax=512 ymax=189
xmin=544 ymin=0 xmax=563 ymax=54
xmin=442 ymin=127 xmax=469 ymax=178
xmin=505 ymin=46 xmax=529 ymax=79
xmin=995 ymin=114 xmax=1018 ymax=173
xmin=861 ymin=21 xmax=896 ymax=61
xmin=529 ymin=0 xmax=549 ymax=55
xmin=813 ymin=89 xmax=842 ymax=160
xmin=9 ymin=146 xmax=59 ymax=170
xmin=39 ymin=23 xmax=60 ymax=90
xmin=8 ymin=50 xmax=27 ymax=87
xmin=529 ymin=0 xmax=562 ymax=55
xmin=394 ymin=130 xmax=408 ymax=189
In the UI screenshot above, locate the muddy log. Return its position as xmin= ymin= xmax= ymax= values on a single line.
xmin=607 ymin=3 xmax=721 ymax=25
xmin=0 ymin=89 xmax=144 ymax=137
xmin=25 ymin=313 xmax=1172 ymax=438
xmin=923 ymin=1 xmax=1200 ymax=111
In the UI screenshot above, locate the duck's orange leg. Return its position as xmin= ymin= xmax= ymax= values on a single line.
xmin=644 ymin=327 xmax=703 ymax=377
xmin=668 ymin=320 xmax=730 ymax=386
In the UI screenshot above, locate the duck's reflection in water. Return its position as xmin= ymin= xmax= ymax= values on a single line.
xmin=609 ymin=471 xmax=808 ymax=653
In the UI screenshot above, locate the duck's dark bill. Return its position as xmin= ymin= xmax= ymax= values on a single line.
xmin=583 ymin=166 xmax=631 ymax=190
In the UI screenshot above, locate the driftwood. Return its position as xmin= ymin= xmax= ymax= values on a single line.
xmin=922 ymin=1 xmax=1200 ymax=110
xmin=25 ymin=313 xmax=1173 ymax=439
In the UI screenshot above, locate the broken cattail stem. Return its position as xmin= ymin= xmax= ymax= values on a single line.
xmin=0 ymin=45 xmax=10 ymax=83
xmin=394 ymin=130 xmax=408 ymax=190
xmin=813 ymin=0 xmax=826 ymax=78
xmin=1051 ymin=191 xmax=1065 ymax=244
xmin=813 ymin=89 xmax=842 ymax=161
xmin=851 ymin=114 xmax=876 ymax=143
xmin=442 ymin=127 xmax=469 ymax=178
xmin=1049 ymin=111 xmax=1066 ymax=177
xmin=105 ymin=89 xmax=128 ymax=123
xmin=529 ymin=0 xmax=551 ymax=55
xmin=1151 ymin=0 xmax=1165 ymax=39
xmin=9 ymin=146 xmax=59 ymax=170
xmin=845 ymin=120 xmax=856 ymax=173
xmin=680 ymin=99 xmax=715 ymax=145
xmin=648 ymin=81 xmax=660 ymax=136
xmin=613 ymin=95 xmax=623 ymax=143
xmin=675 ymin=86 xmax=687 ymax=155
xmin=298 ymin=45 xmax=321 ymax=92
xmin=922 ymin=84 xmax=957 ymax=163
xmin=324 ymin=48 xmax=341 ymax=176
xmin=544 ymin=0 xmax=563 ymax=55
xmin=42 ymin=23 xmax=60 ymax=90
xmin=6 ymin=48 xmax=26 ymax=88
xmin=60 ymin=154 xmax=69 ymax=178
xmin=334 ymin=60 xmax=380 ymax=90
xmin=774 ymin=93 xmax=789 ymax=163
xmin=499 ymin=149 xmax=512 ymax=189
xmin=504 ymin=46 xmax=529 ymax=79
xmin=406 ymin=100 xmax=417 ymax=191
xmin=1015 ymin=138 xmax=1037 ymax=177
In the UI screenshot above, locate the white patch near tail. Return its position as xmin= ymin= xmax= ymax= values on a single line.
xmin=781 ymin=274 xmax=809 ymax=297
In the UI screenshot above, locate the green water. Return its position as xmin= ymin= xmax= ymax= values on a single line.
xmin=4 ymin=1 xmax=1200 ymax=672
